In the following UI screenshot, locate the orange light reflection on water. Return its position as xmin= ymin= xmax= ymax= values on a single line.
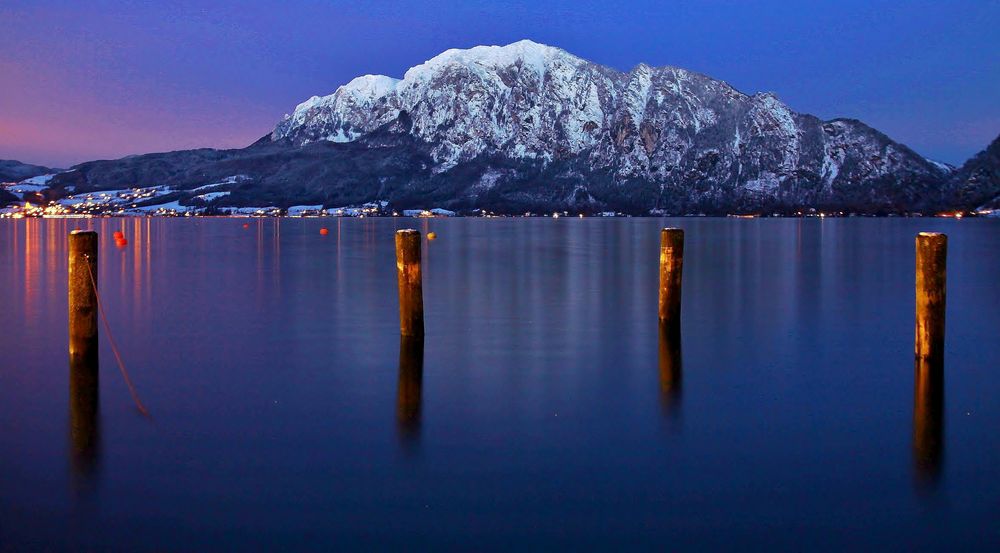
xmin=23 ymin=218 xmax=39 ymax=317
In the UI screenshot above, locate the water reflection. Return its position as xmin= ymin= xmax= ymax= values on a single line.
xmin=658 ymin=321 xmax=682 ymax=420
xmin=3 ymin=217 xmax=998 ymax=548
xmin=913 ymin=357 xmax=944 ymax=487
xmin=396 ymin=335 xmax=424 ymax=449
xmin=69 ymin=351 xmax=101 ymax=490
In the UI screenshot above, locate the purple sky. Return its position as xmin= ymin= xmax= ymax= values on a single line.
xmin=2 ymin=0 xmax=997 ymax=168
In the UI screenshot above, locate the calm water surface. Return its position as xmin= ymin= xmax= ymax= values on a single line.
xmin=1 ymin=217 xmax=998 ymax=550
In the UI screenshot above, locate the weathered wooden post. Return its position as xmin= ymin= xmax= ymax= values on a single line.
xmin=913 ymin=357 xmax=944 ymax=484
xmin=915 ymin=232 xmax=946 ymax=363
xmin=396 ymin=335 xmax=424 ymax=439
xmin=658 ymin=228 xmax=684 ymax=327
xmin=69 ymin=230 xmax=99 ymax=366
xmin=395 ymin=229 xmax=424 ymax=338
xmin=913 ymin=231 xmax=946 ymax=486
xmin=68 ymin=230 xmax=100 ymax=480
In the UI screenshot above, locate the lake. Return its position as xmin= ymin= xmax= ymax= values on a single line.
xmin=1 ymin=217 xmax=998 ymax=550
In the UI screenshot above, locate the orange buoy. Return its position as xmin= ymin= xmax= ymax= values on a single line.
xmin=115 ymin=238 xmax=128 ymax=247
xmin=319 ymin=227 xmax=329 ymax=235
xmin=113 ymin=231 xmax=124 ymax=240
xmin=427 ymin=232 xmax=437 ymax=240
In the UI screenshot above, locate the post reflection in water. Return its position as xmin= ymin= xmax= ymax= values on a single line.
xmin=69 ymin=351 xmax=101 ymax=489
xmin=396 ymin=335 xmax=424 ymax=448
xmin=658 ymin=321 xmax=682 ymax=419
xmin=913 ymin=357 xmax=944 ymax=487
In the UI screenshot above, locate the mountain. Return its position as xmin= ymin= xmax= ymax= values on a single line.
xmin=946 ymin=134 xmax=1000 ymax=211
xmin=48 ymin=40 xmax=993 ymax=215
xmin=1 ymin=159 xmax=57 ymax=182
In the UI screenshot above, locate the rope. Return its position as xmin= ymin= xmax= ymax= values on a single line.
xmin=84 ymin=255 xmax=150 ymax=417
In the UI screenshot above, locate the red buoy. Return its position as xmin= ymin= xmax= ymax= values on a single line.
xmin=242 ymin=223 xmax=250 ymax=229
xmin=319 ymin=227 xmax=329 ymax=235
xmin=113 ymin=231 xmax=124 ymax=240
xmin=115 ymin=238 xmax=128 ymax=248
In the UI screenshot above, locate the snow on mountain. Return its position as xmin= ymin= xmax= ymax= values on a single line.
xmin=926 ymin=158 xmax=955 ymax=173
xmin=273 ymin=40 xmax=616 ymax=169
xmin=51 ymin=41 xmax=984 ymax=215
xmin=270 ymin=40 xmax=950 ymax=212
xmin=20 ymin=173 xmax=57 ymax=186
xmin=277 ymin=75 xmax=402 ymax=143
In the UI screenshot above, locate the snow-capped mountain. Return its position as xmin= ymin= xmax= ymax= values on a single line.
xmin=43 ymin=40 xmax=995 ymax=215
xmin=269 ymin=40 xmax=951 ymax=213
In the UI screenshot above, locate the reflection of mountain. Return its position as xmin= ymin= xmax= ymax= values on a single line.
xmin=38 ymin=41 xmax=999 ymax=215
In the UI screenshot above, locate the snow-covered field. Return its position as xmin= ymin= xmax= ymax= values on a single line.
xmin=57 ymin=186 xmax=175 ymax=208
xmin=192 ymin=191 xmax=231 ymax=202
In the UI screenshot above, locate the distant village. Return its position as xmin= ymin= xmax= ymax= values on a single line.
xmin=1 ymin=175 xmax=991 ymax=219
xmin=0 ymin=176 xmax=644 ymax=219
xmin=0 ymin=176 xmax=465 ymax=219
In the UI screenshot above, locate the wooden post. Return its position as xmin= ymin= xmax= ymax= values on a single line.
xmin=915 ymin=232 xmax=947 ymax=363
xmin=658 ymin=228 xmax=684 ymax=325
xmin=68 ymin=230 xmax=100 ymax=481
xmin=395 ymin=229 xmax=424 ymax=338
xmin=396 ymin=335 xmax=424 ymax=439
xmin=69 ymin=230 xmax=99 ymax=364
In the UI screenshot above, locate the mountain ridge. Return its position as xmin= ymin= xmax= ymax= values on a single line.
xmin=265 ymin=39 xmax=959 ymax=213
xmin=20 ymin=40 xmax=998 ymax=215
xmin=0 ymin=159 xmax=58 ymax=183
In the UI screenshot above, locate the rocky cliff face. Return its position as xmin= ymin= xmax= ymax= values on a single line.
xmin=270 ymin=40 xmax=953 ymax=213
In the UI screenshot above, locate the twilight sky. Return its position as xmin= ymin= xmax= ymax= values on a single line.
xmin=1 ymin=0 xmax=997 ymax=168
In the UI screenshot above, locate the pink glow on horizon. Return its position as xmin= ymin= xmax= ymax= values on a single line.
xmin=0 ymin=56 xmax=275 ymax=167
